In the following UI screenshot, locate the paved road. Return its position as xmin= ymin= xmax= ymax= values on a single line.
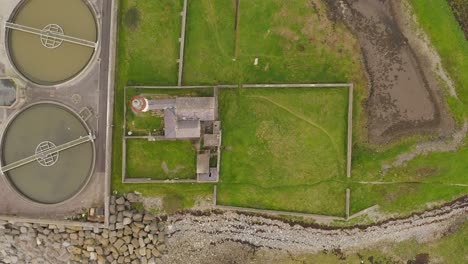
xmin=95 ymin=0 xmax=113 ymax=173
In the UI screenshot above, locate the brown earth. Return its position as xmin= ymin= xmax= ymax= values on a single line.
xmin=323 ymin=0 xmax=455 ymax=144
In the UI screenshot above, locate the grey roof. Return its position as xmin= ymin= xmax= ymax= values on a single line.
xmin=197 ymin=152 xmax=210 ymax=174
xmin=160 ymin=97 xmax=217 ymax=139
xmin=175 ymin=120 xmax=200 ymax=138
xmin=147 ymin=99 xmax=176 ymax=110
xmin=164 ymin=108 xmax=177 ymax=138
xmin=176 ymin=97 xmax=216 ymax=121
xmin=176 ymin=97 xmax=215 ymax=109
xmin=203 ymin=134 xmax=220 ymax=147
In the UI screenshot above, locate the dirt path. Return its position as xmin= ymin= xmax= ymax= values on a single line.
xmin=323 ymin=0 xmax=455 ymax=144
xmin=163 ymin=196 xmax=467 ymax=263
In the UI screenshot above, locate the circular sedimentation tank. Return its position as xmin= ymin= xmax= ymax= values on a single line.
xmin=6 ymin=0 xmax=98 ymax=85
xmin=0 ymin=102 xmax=95 ymax=204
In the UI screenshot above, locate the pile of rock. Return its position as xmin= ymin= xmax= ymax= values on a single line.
xmin=0 ymin=194 xmax=168 ymax=264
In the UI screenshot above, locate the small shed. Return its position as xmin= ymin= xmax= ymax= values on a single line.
xmin=203 ymin=134 xmax=220 ymax=147
xmin=196 ymin=151 xmax=210 ymax=175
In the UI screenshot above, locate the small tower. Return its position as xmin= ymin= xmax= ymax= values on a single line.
xmin=130 ymin=95 xmax=149 ymax=113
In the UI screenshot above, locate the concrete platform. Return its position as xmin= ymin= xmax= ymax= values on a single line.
xmin=0 ymin=0 xmax=113 ymax=221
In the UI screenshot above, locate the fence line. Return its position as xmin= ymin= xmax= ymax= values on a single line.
xmin=126 ymin=83 xmax=352 ymax=90
xmin=347 ymin=84 xmax=353 ymax=178
xmin=346 ymin=188 xmax=351 ymax=219
xmin=215 ymin=205 xmax=345 ymax=221
xmin=177 ymin=0 xmax=188 ymax=86
xmin=124 ymin=178 xmax=198 ymax=183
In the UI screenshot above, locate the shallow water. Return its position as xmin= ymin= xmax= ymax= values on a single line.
xmin=1 ymin=103 xmax=94 ymax=204
xmin=8 ymin=0 xmax=97 ymax=85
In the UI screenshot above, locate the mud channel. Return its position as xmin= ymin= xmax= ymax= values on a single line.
xmin=324 ymin=0 xmax=455 ymax=144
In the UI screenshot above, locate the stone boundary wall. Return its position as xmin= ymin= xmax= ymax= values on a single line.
xmin=346 ymin=188 xmax=351 ymax=219
xmin=122 ymin=83 xmax=354 ymax=182
xmin=214 ymin=186 xmax=377 ymax=223
xmin=214 ymin=205 xmax=345 ymax=223
xmin=124 ymin=178 xmax=197 ymax=184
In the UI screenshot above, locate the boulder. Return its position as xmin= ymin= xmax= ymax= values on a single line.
xmin=133 ymin=214 xmax=143 ymax=222
xmin=97 ymin=255 xmax=106 ymax=264
xmin=67 ymin=246 xmax=82 ymax=255
xmin=139 ymin=237 xmax=145 ymax=248
xmin=117 ymin=205 xmax=125 ymax=212
xmin=113 ymin=239 xmax=125 ymax=250
xmin=95 ymin=246 xmax=103 ymax=255
xmin=109 ymin=215 xmax=117 ymax=224
xmin=124 ymin=226 xmax=132 ymax=236
xmin=123 ymin=218 xmax=132 ymax=225
xmin=119 ymin=245 xmax=128 ymax=254
xmin=123 ymin=211 xmax=133 ymax=218
xmin=117 ymin=212 xmax=124 ymax=223
xmin=131 ymin=238 xmax=139 ymax=249
xmin=126 ymin=193 xmax=140 ymax=203
xmin=115 ymin=197 xmax=125 ymax=205
xmin=152 ymin=248 xmax=161 ymax=258
xmin=109 ymin=204 xmax=116 ymax=215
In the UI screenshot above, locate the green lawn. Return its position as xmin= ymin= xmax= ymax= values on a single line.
xmin=126 ymin=111 xmax=163 ymax=136
xmin=217 ymin=88 xmax=348 ymax=215
xmin=183 ymin=0 xmax=238 ymax=84
xmin=119 ymin=0 xmax=182 ymax=85
xmin=126 ymin=139 xmax=196 ymax=180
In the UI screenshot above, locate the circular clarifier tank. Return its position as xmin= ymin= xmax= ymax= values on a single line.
xmin=0 ymin=102 xmax=95 ymax=204
xmin=6 ymin=0 xmax=98 ymax=85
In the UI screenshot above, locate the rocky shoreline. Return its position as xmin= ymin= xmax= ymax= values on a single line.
xmin=0 ymin=194 xmax=168 ymax=264
xmin=1 ymin=195 xmax=466 ymax=263
xmin=162 ymin=196 xmax=467 ymax=263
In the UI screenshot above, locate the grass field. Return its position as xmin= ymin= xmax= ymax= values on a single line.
xmin=183 ymin=0 xmax=365 ymax=85
xmin=217 ymin=87 xmax=348 ymax=215
xmin=119 ymin=0 xmax=182 ymax=85
xmin=126 ymin=139 xmax=196 ymax=180
xmin=409 ymin=0 xmax=468 ymax=121
xmin=112 ymin=0 xmax=467 ymax=217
